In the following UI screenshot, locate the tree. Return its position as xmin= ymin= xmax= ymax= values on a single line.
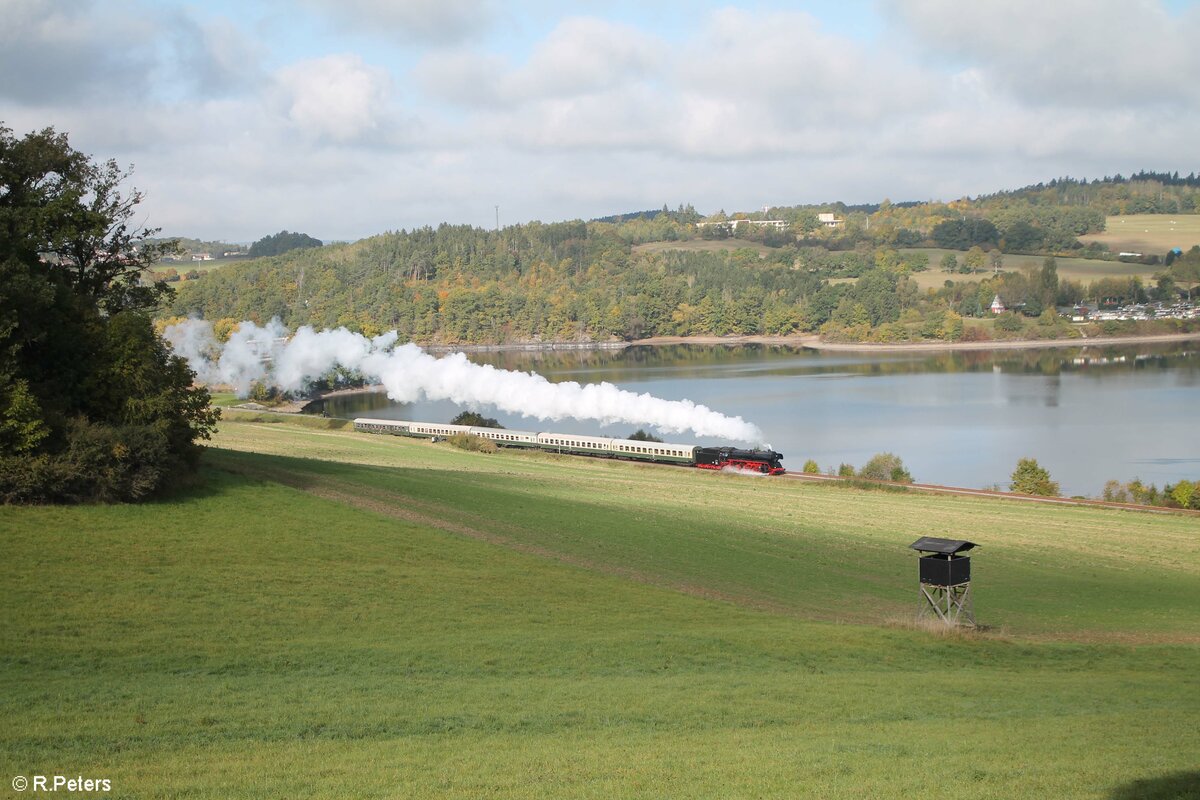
xmin=1010 ymin=458 xmax=1059 ymax=496
xmin=858 ymin=452 xmax=912 ymax=483
xmin=995 ymin=312 xmax=1024 ymax=332
xmin=940 ymin=310 xmax=964 ymax=341
xmin=940 ymin=253 xmax=958 ymax=273
xmin=903 ymin=252 xmax=929 ymax=272
xmin=0 ymin=126 xmax=218 ymax=503
xmin=1039 ymin=257 xmax=1059 ymax=307
xmin=247 ymin=230 xmax=323 ymax=258
xmin=963 ymin=246 xmax=987 ymax=273
xmin=802 ymin=459 xmax=820 ymax=474
xmin=932 ymin=218 xmax=999 ymax=250
xmin=1167 ymin=479 xmax=1196 ymax=509
xmin=1102 ymin=480 xmax=1129 ymax=503
xmin=1170 ymin=246 xmax=1200 ymax=301
xmin=628 ymin=429 xmax=663 ymax=442
xmin=1001 ymin=220 xmax=1043 ymax=252
xmin=450 ymin=411 xmax=503 ymax=428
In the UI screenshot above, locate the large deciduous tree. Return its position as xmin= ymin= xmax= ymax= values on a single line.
xmin=0 ymin=126 xmax=218 ymax=503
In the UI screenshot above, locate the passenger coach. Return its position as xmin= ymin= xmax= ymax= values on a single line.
xmin=353 ymin=417 xmax=784 ymax=474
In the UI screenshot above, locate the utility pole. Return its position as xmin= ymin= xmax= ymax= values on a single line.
xmin=495 ymin=205 xmax=499 ymax=233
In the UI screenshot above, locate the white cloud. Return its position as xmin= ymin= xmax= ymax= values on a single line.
xmin=417 ymin=17 xmax=661 ymax=106
xmin=275 ymin=55 xmax=396 ymax=142
xmin=510 ymin=17 xmax=662 ymax=99
xmin=0 ymin=0 xmax=156 ymax=103
xmin=298 ymin=0 xmax=494 ymax=45
xmin=5 ymin=0 xmax=1198 ymax=243
xmin=167 ymin=13 xmax=265 ymax=98
xmin=884 ymin=0 xmax=1200 ymax=107
xmin=416 ymin=9 xmax=938 ymax=158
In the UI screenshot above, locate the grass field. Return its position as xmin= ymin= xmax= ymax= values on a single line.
xmin=631 ymin=239 xmax=1160 ymax=289
xmin=1079 ymin=214 xmax=1200 ymax=256
xmin=152 ymin=255 xmax=249 ymax=284
xmin=896 ymin=248 xmax=1159 ymax=289
xmin=633 ymin=239 xmax=778 ymax=258
xmin=2 ymin=416 xmax=1198 ymax=798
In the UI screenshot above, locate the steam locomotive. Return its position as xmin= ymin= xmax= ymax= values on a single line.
xmin=353 ymin=418 xmax=785 ymax=475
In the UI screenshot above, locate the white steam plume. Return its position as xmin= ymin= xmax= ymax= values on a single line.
xmin=163 ymin=319 xmax=764 ymax=442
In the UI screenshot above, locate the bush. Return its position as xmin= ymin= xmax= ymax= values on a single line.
xmin=1165 ymin=479 xmax=1199 ymax=509
xmin=446 ymin=433 xmax=497 ymax=454
xmin=0 ymin=418 xmax=170 ymax=504
xmin=802 ymin=459 xmax=820 ymax=474
xmin=959 ymin=326 xmax=992 ymax=342
xmin=1127 ymin=479 xmax=1161 ymax=506
xmin=1102 ymin=480 xmax=1130 ymax=503
xmin=837 ymin=463 xmax=856 ymax=477
xmin=1100 ymin=478 xmax=1164 ymax=506
xmin=450 ymin=411 xmax=503 ymax=428
xmin=995 ymin=313 xmax=1024 ymax=333
xmin=1010 ymin=458 xmax=1059 ymax=496
xmin=858 ymin=452 xmax=913 ymax=483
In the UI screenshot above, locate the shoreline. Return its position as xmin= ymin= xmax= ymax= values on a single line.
xmin=751 ymin=330 xmax=1200 ymax=353
xmin=426 ymin=330 xmax=1200 ymax=355
xmin=271 ymin=330 xmax=1200 ymax=409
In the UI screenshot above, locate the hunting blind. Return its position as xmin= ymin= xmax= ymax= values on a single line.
xmin=909 ymin=537 xmax=978 ymax=627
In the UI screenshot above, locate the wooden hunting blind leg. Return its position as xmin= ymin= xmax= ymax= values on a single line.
xmin=917 ymin=582 xmax=975 ymax=627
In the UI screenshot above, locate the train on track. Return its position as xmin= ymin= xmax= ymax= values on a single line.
xmin=353 ymin=417 xmax=786 ymax=475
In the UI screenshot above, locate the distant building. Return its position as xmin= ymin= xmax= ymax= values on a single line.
xmin=817 ymin=212 xmax=844 ymax=229
xmin=696 ymin=219 xmax=790 ymax=232
xmin=191 ymin=253 xmax=214 ymax=261
xmin=990 ymin=295 xmax=1006 ymax=314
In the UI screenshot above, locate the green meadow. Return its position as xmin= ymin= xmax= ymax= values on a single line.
xmin=1079 ymin=215 xmax=1200 ymax=257
xmin=2 ymin=414 xmax=1198 ymax=798
xmin=896 ymin=248 xmax=1159 ymax=289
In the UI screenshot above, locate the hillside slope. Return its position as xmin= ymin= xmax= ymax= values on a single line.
xmin=2 ymin=416 xmax=1197 ymax=798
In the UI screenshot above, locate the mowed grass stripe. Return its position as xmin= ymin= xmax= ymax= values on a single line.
xmin=207 ymin=421 xmax=1200 ymax=639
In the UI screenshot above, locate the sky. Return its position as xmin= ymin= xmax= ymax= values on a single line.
xmin=2 ymin=0 xmax=1198 ymax=243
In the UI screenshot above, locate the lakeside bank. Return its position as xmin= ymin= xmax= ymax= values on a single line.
xmin=414 ymin=329 xmax=1200 ymax=356
xmin=259 ymin=330 xmax=1200 ymax=410
xmin=628 ymin=330 xmax=1200 ymax=353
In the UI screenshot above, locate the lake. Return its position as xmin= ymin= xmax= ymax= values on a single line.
xmin=314 ymin=342 xmax=1200 ymax=497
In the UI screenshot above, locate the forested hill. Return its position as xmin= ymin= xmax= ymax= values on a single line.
xmin=743 ymin=175 xmax=1197 ymax=244
xmin=168 ymin=222 xmax=822 ymax=342
xmin=975 ymin=172 xmax=1200 ymax=215
xmin=167 ymin=172 xmax=1200 ymax=346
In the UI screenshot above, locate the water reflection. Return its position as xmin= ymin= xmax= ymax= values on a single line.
xmin=469 ymin=343 xmax=1198 ymax=382
xmin=316 ymin=342 xmax=1200 ymax=497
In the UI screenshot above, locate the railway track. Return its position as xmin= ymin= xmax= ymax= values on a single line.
xmin=782 ymin=471 xmax=1200 ymax=516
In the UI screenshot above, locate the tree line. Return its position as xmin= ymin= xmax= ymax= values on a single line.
xmin=169 ymin=215 xmax=1198 ymax=347
xmin=1 ymin=126 xmax=216 ymax=503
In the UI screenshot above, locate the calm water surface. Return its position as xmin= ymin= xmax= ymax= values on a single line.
xmin=317 ymin=343 xmax=1200 ymax=497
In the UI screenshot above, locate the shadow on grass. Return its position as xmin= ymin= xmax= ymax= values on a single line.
xmin=1109 ymin=771 xmax=1200 ymax=800
xmin=147 ymin=447 xmax=327 ymax=506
